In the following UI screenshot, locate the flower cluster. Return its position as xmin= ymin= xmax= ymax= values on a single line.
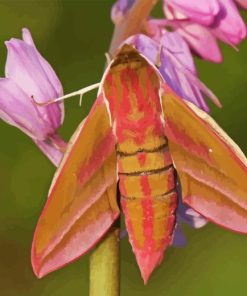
xmin=0 ymin=28 xmax=65 ymax=166
xmin=162 ymin=0 xmax=247 ymax=61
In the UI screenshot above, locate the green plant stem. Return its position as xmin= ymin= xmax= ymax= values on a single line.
xmin=89 ymin=226 xmax=120 ymax=296
xmin=89 ymin=1 xmax=159 ymax=295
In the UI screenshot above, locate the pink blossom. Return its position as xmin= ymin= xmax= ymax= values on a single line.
xmin=111 ymin=0 xmax=247 ymax=63
xmin=0 ymin=28 xmax=65 ymax=166
xmin=164 ymin=0 xmax=247 ymax=61
xmin=174 ymin=22 xmax=223 ymax=63
xmin=165 ymin=0 xmax=220 ymax=25
xmin=210 ymin=0 xmax=247 ymax=45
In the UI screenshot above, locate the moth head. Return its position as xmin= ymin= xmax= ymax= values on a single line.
xmin=110 ymin=43 xmax=147 ymax=72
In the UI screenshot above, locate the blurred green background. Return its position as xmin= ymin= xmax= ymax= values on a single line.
xmin=0 ymin=1 xmax=247 ymax=295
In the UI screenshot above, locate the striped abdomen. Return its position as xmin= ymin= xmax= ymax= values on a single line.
xmin=117 ymin=137 xmax=177 ymax=283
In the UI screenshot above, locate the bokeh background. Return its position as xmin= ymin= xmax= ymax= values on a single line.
xmin=0 ymin=1 xmax=247 ymax=295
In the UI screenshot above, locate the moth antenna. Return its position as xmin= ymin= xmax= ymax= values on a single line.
xmin=105 ymin=52 xmax=112 ymax=65
xmin=31 ymin=82 xmax=100 ymax=107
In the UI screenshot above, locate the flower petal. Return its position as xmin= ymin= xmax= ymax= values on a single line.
xmin=159 ymin=32 xmax=210 ymax=111
xmin=0 ymin=78 xmax=50 ymax=139
xmin=165 ymin=0 xmax=220 ymax=25
xmin=146 ymin=19 xmax=168 ymax=41
xmin=164 ymin=4 xmax=223 ymax=63
xmin=211 ymin=0 xmax=247 ymax=45
xmin=22 ymin=28 xmax=64 ymax=124
xmin=160 ymin=31 xmax=196 ymax=73
xmin=177 ymin=23 xmax=222 ymax=63
xmin=5 ymin=31 xmax=63 ymax=131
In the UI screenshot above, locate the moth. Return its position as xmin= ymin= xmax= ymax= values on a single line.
xmin=31 ymin=44 xmax=247 ymax=283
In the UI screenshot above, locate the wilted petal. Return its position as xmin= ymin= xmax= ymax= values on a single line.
xmin=0 ymin=78 xmax=50 ymax=139
xmin=5 ymin=31 xmax=63 ymax=131
xmin=111 ymin=0 xmax=135 ymax=24
xmin=211 ymin=0 xmax=247 ymax=45
xmin=177 ymin=23 xmax=222 ymax=63
xmin=235 ymin=0 xmax=247 ymax=9
xmin=165 ymin=0 xmax=220 ymax=25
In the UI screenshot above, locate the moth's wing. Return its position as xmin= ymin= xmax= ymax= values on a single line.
xmin=162 ymin=84 xmax=247 ymax=233
xmin=32 ymin=94 xmax=119 ymax=278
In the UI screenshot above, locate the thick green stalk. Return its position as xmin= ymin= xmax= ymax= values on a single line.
xmin=89 ymin=227 xmax=120 ymax=296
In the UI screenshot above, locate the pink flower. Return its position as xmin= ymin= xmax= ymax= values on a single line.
xmin=112 ymin=0 xmax=247 ymax=63
xmin=163 ymin=0 xmax=247 ymax=62
xmin=165 ymin=0 xmax=220 ymax=25
xmin=173 ymin=22 xmax=222 ymax=63
xmin=0 ymin=28 xmax=65 ymax=166
xmin=210 ymin=0 xmax=247 ymax=45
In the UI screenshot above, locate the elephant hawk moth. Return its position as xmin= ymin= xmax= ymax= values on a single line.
xmin=31 ymin=44 xmax=247 ymax=283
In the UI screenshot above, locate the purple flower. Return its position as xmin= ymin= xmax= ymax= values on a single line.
xmin=211 ymin=0 xmax=247 ymax=45
xmin=0 ymin=28 xmax=65 ymax=166
xmin=165 ymin=0 xmax=220 ymax=25
xmin=163 ymin=0 xmax=247 ymax=62
xmin=111 ymin=0 xmax=247 ymax=63
xmin=174 ymin=22 xmax=222 ymax=63
xmin=159 ymin=31 xmax=213 ymax=112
